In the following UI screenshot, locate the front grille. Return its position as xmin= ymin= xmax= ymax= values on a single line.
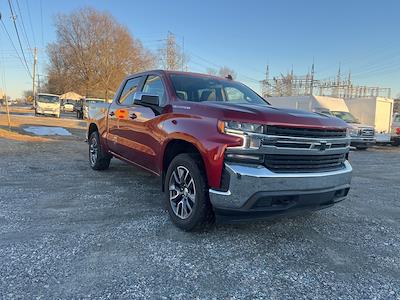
xmin=266 ymin=126 xmax=347 ymax=138
xmin=264 ymin=153 xmax=346 ymax=173
xmin=361 ymin=128 xmax=374 ymax=137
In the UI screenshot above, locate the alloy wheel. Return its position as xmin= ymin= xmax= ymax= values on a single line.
xmin=168 ymin=166 xmax=196 ymax=219
xmin=89 ymin=137 xmax=98 ymax=166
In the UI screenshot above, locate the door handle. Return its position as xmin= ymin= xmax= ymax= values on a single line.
xmin=130 ymin=113 xmax=137 ymax=120
xmin=109 ymin=111 xmax=115 ymax=116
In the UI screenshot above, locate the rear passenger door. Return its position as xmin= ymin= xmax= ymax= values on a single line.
xmin=107 ymin=76 xmax=144 ymax=156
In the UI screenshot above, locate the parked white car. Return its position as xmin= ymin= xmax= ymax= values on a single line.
xmin=35 ymin=93 xmax=61 ymax=118
xmin=62 ymin=100 xmax=75 ymax=112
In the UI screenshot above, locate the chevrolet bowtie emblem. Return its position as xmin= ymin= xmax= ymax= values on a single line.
xmin=312 ymin=141 xmax=332 ymax=151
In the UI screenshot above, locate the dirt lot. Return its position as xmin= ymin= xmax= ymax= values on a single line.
xmin=0 ymin=113 xmax=399 ymax=299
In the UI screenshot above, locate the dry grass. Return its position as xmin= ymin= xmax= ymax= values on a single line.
xmin=0 ymin=111 xmax=86 ymax=142
xmin=0 ymin=106 xmax=33 ymax=114
xmin=0 ymin=114 xmax=87 ymax=130
xmin=0 ymin=128 xmax=51 ymax=142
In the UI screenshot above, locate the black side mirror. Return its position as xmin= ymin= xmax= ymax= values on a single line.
xmin=141 ymin=95 xmax=160 ymax=106
xmin=134 ymin=93 xmax=160 ymax=107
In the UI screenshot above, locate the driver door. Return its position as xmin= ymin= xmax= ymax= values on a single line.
xmin=107 ymin=76 xmax=144 ymax=157
xmin=118 ymin=74 xmax=167 ymax=173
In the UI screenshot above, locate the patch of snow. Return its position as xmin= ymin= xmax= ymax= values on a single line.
xmin=23 ymin=126 xmax=72 ymax=136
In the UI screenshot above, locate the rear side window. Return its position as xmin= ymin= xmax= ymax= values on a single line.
xmin=119 ymin=77 xmax=142 ymax=105
xmin=143 ymin=75 xmax=166 ymax=105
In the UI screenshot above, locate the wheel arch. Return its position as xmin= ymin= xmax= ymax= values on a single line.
xmin=87 ymin=123 xmax=99 ymax=140
xmin=161 ymin=139 xmax=206 ymax=192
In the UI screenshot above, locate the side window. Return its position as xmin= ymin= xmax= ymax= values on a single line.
xmin=118 ymin=77 xmax=142 ymax=105
xmin=224 ymin=86 xmax=246 ymax=103
xmin=142 ymin=75 xmax=166 ymax=105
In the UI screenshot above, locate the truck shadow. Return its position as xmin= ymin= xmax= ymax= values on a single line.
xmin=100 ymin=159 xmax=326 ymax=236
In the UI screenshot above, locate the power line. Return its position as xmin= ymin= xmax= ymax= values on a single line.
xmin=40 ymin=0 xmax=44 ymax=48
xmin=0 ymin=18 xmax=32 ymax=78
xmin=187 ymin=49 xmax=262 ymax=84
xmin=24 ymin=0 xmax=36 ymax=45
xmin=15 ymin=0 xmax=32 ymax=52
xmin=7 ymin=0 xmax=32 ymax=78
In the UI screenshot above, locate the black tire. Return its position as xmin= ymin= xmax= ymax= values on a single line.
xmin=391 ymin=139 xmax=400 ymax=147
xmin=164 ymin=153 xmax=214 ymax=231
xmin=88 ymin=131 xmax=111 ymax=170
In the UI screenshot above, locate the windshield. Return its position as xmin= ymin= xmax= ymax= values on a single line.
xmin=37 ymin=95 xmax=59 ymax=103
xmin=86 ymin=99 xmax=105 ymax=104
xmin=394 ymin=114 xmax=400 ymax=122
xmin=331 ymin=111 xmax=360 ymax=123
xmin=170 ymin=74 xmax=269 ymax=105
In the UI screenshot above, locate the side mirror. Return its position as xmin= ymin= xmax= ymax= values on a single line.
xmin=134 ymin=93 xmax=160 ymax=106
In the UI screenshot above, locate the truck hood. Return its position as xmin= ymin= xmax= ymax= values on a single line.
xmin=37 ymin=102 xmax=60 ymax=109
xmin=197 ymin=102 xmax=349 ymax=129
xmin=347 ymin=123 xmax=374 ymax=130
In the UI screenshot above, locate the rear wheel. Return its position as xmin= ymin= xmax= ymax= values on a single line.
xmin=165 ymin=153 xmax=214 ymax=231
xmin=89 ymin=131 xmax=111 ymax=170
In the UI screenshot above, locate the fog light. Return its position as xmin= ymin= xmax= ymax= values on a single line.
xmin=225 ymin=153 xmax=264 ymax=163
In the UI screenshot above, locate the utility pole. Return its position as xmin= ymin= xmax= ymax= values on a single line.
xmin=32 ymin=47 xmax=37 ymax=107
xmin=335 ymin=63 xmax=341 ymax=98
xmin=37 ymin=73 xmax=40 ymax=93
xmin=181 ymin=36 xmax=184 ymax=71
xmin=3 ymin=92 xmax=11 ymax=130
xmin=346 ymin=71 xmax=351 ymax=98
xmin=0 ymin=11 xmax=11 ymax=129
xmin=310 ymin=61 xmax=315 ymax=96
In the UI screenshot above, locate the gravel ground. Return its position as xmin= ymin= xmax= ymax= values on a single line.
xmin=0 ymin=131 xmax=399 ymax=299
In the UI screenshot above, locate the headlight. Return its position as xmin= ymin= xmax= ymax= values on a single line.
xmin=220 ymin=121 xmax=264 ymax=134
xmin=218 ymin=120 xmax=263 ymax=149
xmin=349 ymin=128 xmax=360 ymax=137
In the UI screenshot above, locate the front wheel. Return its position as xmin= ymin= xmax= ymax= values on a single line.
xmin=391 ymin=139 xmax=400 ymax=147
xmin=88 ymin=131 xmax=111 ymax=170
xmin=165 ymin=153 xmax=214 ymax=231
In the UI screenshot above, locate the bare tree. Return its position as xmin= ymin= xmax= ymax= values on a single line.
xmin=206 ymin=68 xmax=217 ymax=76
xmin=158 ymin=32 xmax=187 ymax=71
xmin=23 ymin=90 xmax=33 ymax=102
xmin=46 ymin=7 xmax=155 ymax=99
xmin=218 ymin=66 xmax=237 ymax=79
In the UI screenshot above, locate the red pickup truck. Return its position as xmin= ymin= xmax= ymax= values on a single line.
xmin=87 ymin=70 xmax=352 ymax=230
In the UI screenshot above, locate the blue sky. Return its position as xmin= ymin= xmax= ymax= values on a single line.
xmin=0 ymin=0 xmax=399 ymax=98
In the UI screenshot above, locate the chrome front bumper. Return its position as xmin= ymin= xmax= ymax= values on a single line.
xmin=209 ymin=161 xmax=352 ymax=211
xmin=350 ymin=136 xmax=376 ymax=144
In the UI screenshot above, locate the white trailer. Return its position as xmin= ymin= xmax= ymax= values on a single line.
xmin=344 ymin=97 xmax=394 ymax=142
xmin=267 ymin=95 xmax=349 ymax=113
xmin=267 ymin=95 xmax=376 ymax=149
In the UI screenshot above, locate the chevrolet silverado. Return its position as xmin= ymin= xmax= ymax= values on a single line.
xmin=87 ymin=70 xmax=352 ymax=230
